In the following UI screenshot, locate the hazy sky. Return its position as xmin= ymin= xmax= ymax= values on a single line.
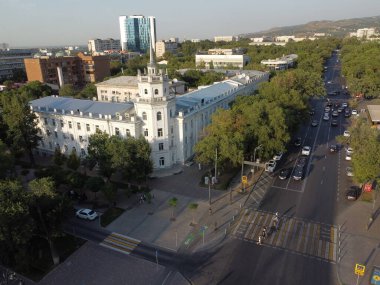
xmin=1 ymin=0 xmax=380 ymax=47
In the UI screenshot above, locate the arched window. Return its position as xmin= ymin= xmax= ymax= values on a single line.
xmin=170 ymin=109 xmax=172 ymax=118
xmin=142 ymin=112 xmax=147 ymax=120
xmin=144 ymin=129 xmax=149 ymax=137
xmin=157 ymin=112 xmax=162 ymax=121
xmin=144 ymin=89 xmax=148 ymax=94
xmin=159 ymin=157 xmax=165 ymax=166
xmin=126 ymin=129 xmax=131 ymax=136
xmin=155 ymin=89 xmax=159 ymax=95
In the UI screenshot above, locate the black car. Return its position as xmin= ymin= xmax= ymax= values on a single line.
xmin=331 ymin=120 xmax=338 ymax=127
xmin=326 ymin=101 xmax=333 ymax=107
xmin=279 ymin=169 xmax=290 ymax=180
xmin=329 ymin=144 xmax=338 ymax=153
xmin=309 ymin=108 xmax=315 ymax=116
xmin=346 ymin=187 xmax=361 ymax=201
xmin=294 ymin=137 xmax=302 ymax=147
xmin=292 ymin=166 xmax=304 ymax=181
xmin=344 ymin=110 xmax=351 ymax=118
xmin=311 ymin=120 xmax=318 ymax=127
xmin=296 ymin=157 xmax=307 ymax=168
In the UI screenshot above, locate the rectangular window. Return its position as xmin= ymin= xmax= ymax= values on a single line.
xmin=115 ymin=127 xmax=120 ymax=136
xmin=52 ymin=119 xmax=56 ymax=126
xmin=79 ymin=136 xmax=83 ymax=142
xmin=70 ymin=134 xmax=74 ymax=141
xmin=95 ymin=125 xmax=99 ymax=131
xmin=158 ymin=128 xmax=163 ymax=137
xmin=54 ymin=131 xmax=58 ymax=138
xmin=44 ymin=118 xmax=48 ymax=125
xmin=170 ymin=126 xmax=173 ymax=134
xmin=144 ymin=129 xmax=148 ymax=137
xmin=60 ymin=120 xmax=64 ymax=128
xmin=77 ymin=122 xmax=81 ymax=130
xmin=159 ymin=143 xmax=164 ymax=151
xmin=68 ymin=121 xmax=72 ymax=129
xmin=86 ymin=124 xmax=90 ymax=132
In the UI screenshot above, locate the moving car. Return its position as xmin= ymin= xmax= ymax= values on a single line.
xmin=323 ymin=114 xmax=330 ymax=121
xmin=331 ymin=120 xmax=338 ymax=127
xmin=324 ymin=106 xmax=331 ymax=112
xmin=332 ymin=111 xmax=338 ymax=117
xmin=329 ymin=144 xmax=338 ymax=153
xmin=273 ymin=152 xmax=284 ymax=161
xmin=346 ymin=187 xmax=361 ymax=201
xmin=346 ymin=167 xmax=354 ymax=177
xmin=344 ymin=130 xmax=350 ymax=137
xmin=309 ymin=108 xmax=315 ymax=116
xmin=342 ymin=102 xmax=348 ymax=108
xmin=344 ymin=110 xmax=351 ymax=118
xmin=294 ymin=137 xmax=302 ymax=147
xmin=292 ymin=166 xmax=304 ymax=181
xmin=311 ymin=120 xmax=318 ymax=127
xmin=265 ymin=160 xmax=277 ymax=173
xmin=337 ymin=107 xmax=344 ymax=113
xmin=352 ymin=109 xmax=358 ymax=116
xmin=302 ymin=146 xmax=311 ymax=156
xmin=279 ymin=169 xmax=290 ymax=180
xmin=76 ymin=208 xmax=98 ymax=221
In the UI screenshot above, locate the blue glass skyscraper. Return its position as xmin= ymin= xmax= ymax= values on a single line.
xmin=119 ymin=15 xmax=156 ymax=53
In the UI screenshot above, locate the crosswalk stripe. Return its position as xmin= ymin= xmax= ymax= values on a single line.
xmin=244 ymin=213 xmax=257 ymax=239
xmin=290 ymin=222 xmax=303 ymax=251
xmin=304 ymin=224 xmax=315 ymax=255
xmin=233 ymin=212 xmax=250 ymax=236
xmin=299 ymin=223 xmax=309 ymax=253
xmin=296 ymin=222 xmax=307 ymax=252
xmin=276 ymin=218 xmax=290 ymax=247
xmin=110 ymin=232 xmax=140 ymax=244
xmin=324 ymin=241 xmax=330 ymax=260
xmin=269 ymin=223 xmax=282 ymax=245
xmin=105 ymin=236 xmax=138 ymax=249
xmin=330 ymin=227 xmax=335 ymax=243
xmin=251 ymin=213 xmax=266 ymax=240
xmin=329 ymin=242 xmax=336 ymax=261
xmin=101 ymin=240 xmax=132 ymax=254
xmin=312 ymin=224 xmax=321 ymax=256
xmin=283 ymin=219 xmax=295 ymax=247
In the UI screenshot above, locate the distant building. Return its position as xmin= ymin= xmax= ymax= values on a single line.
xmin=250 ymin=37 xmax=273 ymax=43
xmin=214 ymin=36 xmax=238 ymax=42
xmin=275 ymin=35 xmax=316 ymax=42
xmin=190 ymin=39 xmax=200 ymax=43
xmin=350 ymin=28 xmax=378 ymax=39
xmin=249 ymin=42 xmax=286 ymax=46
xmin=119 ymin=15 xmax=156 ymax=53
xmin=88 ymin=38 xmax=121 ymax=54
xmin=196 ymin=49 xmax=250 ymax=69
xmin=24 ymin=52 xmax=110 ymax=87
xmin=155 ymin=40 xmax=178 ymax=58
xmin=0 ymin=49 xmax=33 ymax=81
xmin=0 ymin=43 xmax=9 ymax=51
xmin=261 ymin=54 xmax=298 ymax=70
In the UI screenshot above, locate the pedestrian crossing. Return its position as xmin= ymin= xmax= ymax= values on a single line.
xmin=100 ymin=232 xmax=140 ymax=255
xmin=246 ymin=172 xmax=273 ymax=209
xmin=233 ymin=210 xmax=338 ymax=263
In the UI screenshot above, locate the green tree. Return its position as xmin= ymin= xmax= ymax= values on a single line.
xmin=87 ymin=130 xmax=114 ymax=179
xmin=59 ymin=84 xmax=77 ymax=97
xmin=188 ymin=203 xmax=198 ymax=224
xmin=1 ymin=94 xmax=41 ymax=165
xmin=66 ymin=149 xmax=80 ymax=170
xmin=85 ymin=176 xmax=105 ymax=199
xmin=168 ymin=197 xmax=178 ymax=220
xmin=28 ymin=177 xmax=67 ymax=265
xmin=53 ymin=147 xmax=66 ymax=166
xmin=0 ymin=180 xmax=34 ymax=268
xmin=0 ymin=139 xmax=14 ymax=179
xmin=18 ymin=81 xmax=53 ymax=99
xmin=101 ymin=182 xmax=118 ymax=206
xmin=77 ymin=83 xmax=97 ymax=99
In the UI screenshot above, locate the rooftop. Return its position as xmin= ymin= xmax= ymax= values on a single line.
xmin=29 ymin=96 xmax=134 ymax=118
xmin=95 ymin=76 xmax=139 ymax=87
xmin=367 ymin=105 xmax=380 ymax=122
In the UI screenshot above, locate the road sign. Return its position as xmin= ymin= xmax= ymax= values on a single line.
xmin=184 ymin=233 xmax=194 ymax=246
xmin=355 ymin=264 xmax=366 ymax=276
xmin=242 ymin=176 xmax=247 ymax=184
xmin=371 ymin=266 xmax=380 ymax=284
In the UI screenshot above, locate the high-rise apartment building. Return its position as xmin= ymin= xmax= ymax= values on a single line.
xmin=24 ymin=53 xmax=110 ymax=87
xmin=88 ymin=38 xmax=121 ymax=54
xmin=119 ymin=15 xmax=156 ymax=53
xmin=0 ymin=49 xmax=33 ymax=81
xmin=155 ymin=40 xmax=178 ymax=58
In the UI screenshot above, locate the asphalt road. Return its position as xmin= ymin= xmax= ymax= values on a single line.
xmin=184 ymin=50 xmax=352 ymax=285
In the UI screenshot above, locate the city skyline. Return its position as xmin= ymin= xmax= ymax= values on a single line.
xmin=1 ymin=0 xmax=380 ymax=47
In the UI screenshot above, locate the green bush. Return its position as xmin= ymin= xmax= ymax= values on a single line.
xmin=21 ymin=169 xmax=29 ymax=176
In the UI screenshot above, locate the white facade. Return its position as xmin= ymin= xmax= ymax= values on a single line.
xmin=155 ymin=41 xmax=178 ymax=58
xmin=351 ymin=28 xmax=378 ymax=38
xmin=214 ymin=36 xmax=237 ymax=42
xmin=261 ymin=54 xmax=298 ymax=70
xmin=196 ymin=54 xmax=250 ymax=69
xmin=88 ymin=38 xmax=121 ymax=54
xmin=30 ymin=55 xmax=269 ymax=169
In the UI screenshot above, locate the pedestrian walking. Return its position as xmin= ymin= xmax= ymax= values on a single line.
xmin=262 ymin=226 xmax=267 ymax=239
xmin=257 ymin=235 xmax=262 ymax=245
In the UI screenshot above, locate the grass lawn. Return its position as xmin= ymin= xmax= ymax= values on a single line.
xmin=361 ymin=191 xmax=374 ymax=202
xmin=100 ymin=207 xmax=125 ymax=227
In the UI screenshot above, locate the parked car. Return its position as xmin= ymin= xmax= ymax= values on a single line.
xmin=324 ymin=106 xmax=331 ymax=112
xmin=342 ymin=102 xmax=348 ymax=108
xmin=279 ymin=168 xmax=290 ymax=180
xmin=302 ymin=146 xmax=311 ymax=156
xmin=296 ymin=157 xmax=307 ymax=168
xmin=345 ymin=153 xmax=352 ymax=161
xmin=311 ymin=120 xmax=318 ymax=127
xmin=345 ymin=187 xmax=361 ymax=201
xmin=344 ymin=130 xmax=350 ymax=137
xmin=332 ymin=111 xmax=339 ymax=117
xmin=76 ymin=209 xmax=98 ymax=220
xmin=294 ymin=137 xmax=302 ymax=147
xmin=346 ymin=167 xmax=354 ymax=177
xmin=326 ymin=101 xmax=333 ymax=107
xmin=331 ymin=120 xmax=338 ymax=127
xmin=344 ymin=110 xmax=351 ymax=118
xmin=273 ymin=152 xmax=284 ymax=161
xmin=292 ymin=166 xmax=304 ymax=181
xmin=265 ymin=160 xmax=277 ymax=173
xmin=346 ymin=147 xmax=354 ymax=154
xmin=352 ymin=109 xmax=358 ymax=116
xmin=329 ymin=144 xmax=338 ymax=153
xmin=309 ymin=108 xmax=315 ymax=116
xmin=337 ymin=107 xmax=344 ymax=113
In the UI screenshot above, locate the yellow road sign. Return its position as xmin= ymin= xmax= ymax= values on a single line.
xmin=242 ymin=176 xmax=248 ymax=184
xmin=355 ymin=264 xmax=366 ymax=276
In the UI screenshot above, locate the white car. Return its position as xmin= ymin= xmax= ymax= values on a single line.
xmin=346 ymin=147 xmax=353 ymax=155
xmin=344 ymin=130 xmax=350 ymax=137
xmin=265 ymin=160 xmax=277 ymax=173
xmin=345 ymin=153 xmax=352 ymax=161
xmin=324 ymin=106 xmax=331 ymax=112
xmin=327 ymin=81 xmax=332 ymax=84
xmin=323 ymin=114 xmax=330 ymax=121
xmin=342 ymin=102 xmax=348 ymax=108
xmin=352 ymin=109 xmax=358 ymax=116
xmin=302 ymin=146 xmax=311 ymax=156
xmin=76 ymin=208 xmax=98 ymax=221
xmin=273 ymin=152 xmax=284 ymax=161
xmin=346 ymin=167 xmax=354 ymax=177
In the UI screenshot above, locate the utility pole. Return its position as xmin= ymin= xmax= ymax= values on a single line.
xmin=253 ymin=145 xmax=262 ymax=176
xmin=214 ymin=148 xmax=218 ymax=183
xmin=208 ymin=174 xmax=212 ymax=214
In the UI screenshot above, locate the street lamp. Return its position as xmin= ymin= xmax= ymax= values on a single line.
xmin=252 ymin=144 xmax=262 ymax=175
xmin=208 ymin=174 xmax=212 ymax=214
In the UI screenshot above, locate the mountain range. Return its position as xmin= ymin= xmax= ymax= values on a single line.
xmin=241 ymin=15 xmax=380 ymax=38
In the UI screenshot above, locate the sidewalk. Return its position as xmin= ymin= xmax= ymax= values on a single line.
xmin=336 ymin=200 xmax=380 ymax=285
